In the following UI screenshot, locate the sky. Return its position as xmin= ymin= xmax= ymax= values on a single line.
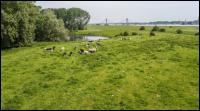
xmin=35 ymin=1 xmax=199 ymax=23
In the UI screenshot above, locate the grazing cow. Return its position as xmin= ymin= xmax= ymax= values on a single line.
xmin=79 ymin=49 xmax=84 ymax=54
xmin=88 ymin=48 xmax=97 ymax=53
xmin=60 ymin=47 xmax=65 ymax=52
xmin=44 ymin=46 xmax=56 ymax=52
xmin=62 ymin=52 xmax=67 ymax=57
xmin=79 ymin=49 xmax=90 ymax=54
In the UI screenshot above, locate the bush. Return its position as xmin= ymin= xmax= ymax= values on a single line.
xmin=176 ymin=29 xmax=183 ymax=34
xmin=159 ymin=28 xmax=166 ymax=32
xmin=123 ymin=31 xmax=129 ymax=36
xmin=152 ymin=26 xmax=159 ymax=31
xmin=150 ymin=31 xmax=155 ymax=36
xmin=139 ymin=26 xmax=145 ymax=30
xmin=195 ymin=32 xmax=199 ymax=36
xmin=132 ymin=32 xmax=138 ymax=36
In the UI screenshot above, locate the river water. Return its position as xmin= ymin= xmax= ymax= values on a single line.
xmin=69 ymin=35 xmax=109 ymax=41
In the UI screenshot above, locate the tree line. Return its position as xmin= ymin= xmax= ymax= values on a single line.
xmin=1 ymin=1 xmax=90 ymax=49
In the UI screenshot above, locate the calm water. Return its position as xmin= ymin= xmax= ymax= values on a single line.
xmin=69 ymin=35 xmax=109 ymax=41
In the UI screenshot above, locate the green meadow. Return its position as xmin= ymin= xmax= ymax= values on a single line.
xmin=1 ymin=25 xmax=199 ymax=110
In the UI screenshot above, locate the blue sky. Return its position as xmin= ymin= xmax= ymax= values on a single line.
xmin=35 ymin=1 xmax=199 ymax=23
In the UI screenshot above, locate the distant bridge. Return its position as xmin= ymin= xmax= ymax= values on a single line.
xmin=89 ymin=18 xmax=199 ymax=26
xmin=89 ymin=18 xmax=133 ymax=25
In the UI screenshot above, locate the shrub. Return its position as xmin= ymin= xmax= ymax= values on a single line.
xmin=132 ymin=32 xmax=138 ymax=36
xmin=176 ymin=29 xmax=183 ymax=34
xmin=139 ymin=26 xmax=145 ymax=30
xmin=150 ymin=31 xmax=155 ymax=36
xmin=123 ymin=31 xmax=129 ymax=36
xmin=159 ymin=28 xmax=166 ymax=32
xmin=195 ymin=32 xmax=199 ymax=36
xmin=152 ymin=26 xmax=159 ymax=31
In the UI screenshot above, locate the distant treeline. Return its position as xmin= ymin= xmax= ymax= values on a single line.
xmin=148 ymin=20 xmax=199 ymax=25
xmin=1 ymin=1 xmax=90 ymax=49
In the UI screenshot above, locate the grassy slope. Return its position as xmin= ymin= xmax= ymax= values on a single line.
xmin=1 ymin=26 xmax=199 ymax=110
xmin=75 ymin=25 xmax=198 ymax=37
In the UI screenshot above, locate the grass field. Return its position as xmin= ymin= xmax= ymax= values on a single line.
xmin=1 ymin=25 xmax=199 ymax=110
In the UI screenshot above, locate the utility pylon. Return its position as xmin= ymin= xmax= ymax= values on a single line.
xmin=126 ymin=18 xmax=128 ymax=25
xmin=105 ymin=18 xmax=108 ymax=26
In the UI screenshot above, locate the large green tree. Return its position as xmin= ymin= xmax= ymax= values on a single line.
xmin=50 ymin=8 xmax=90 ymax=31
xmin=1 ymin=1 xmax=39 ymax=48
xmin=35 ymin=10 xmax=68 ymax=41
xmin=53 ymin=8 xmax=68 ymax=22
xmin=65 ymin=8 xmax=90 ymax=31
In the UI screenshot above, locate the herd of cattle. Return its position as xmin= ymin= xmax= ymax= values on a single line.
xmin=43 ymin=41 xmax=102 ymax=57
